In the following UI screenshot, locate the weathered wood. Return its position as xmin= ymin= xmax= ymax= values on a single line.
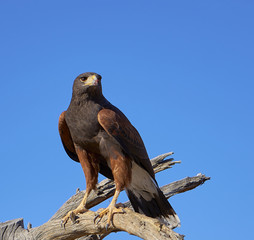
xmin=162 ymin=173 xmax=210 ymax=198
xmin=0 ymin=218 xmax=31 ymax=240
xmin=1 ymin=152 xmax=210 ymax=240
xmin=26 ymin=208 xmax=183 ymax=240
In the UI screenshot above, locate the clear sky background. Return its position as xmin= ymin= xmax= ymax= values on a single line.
xmin=0 ymin=1 xmax=253 ymax=239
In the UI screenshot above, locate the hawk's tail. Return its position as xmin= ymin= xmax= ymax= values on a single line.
xmin=125 ymin=162 xmax=180 ymax=229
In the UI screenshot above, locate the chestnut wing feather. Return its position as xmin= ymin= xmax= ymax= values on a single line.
xmin=58 ymin=111 xmax=79 ymax=162
xmin=98 ymin=108 xmax=155 ymax=179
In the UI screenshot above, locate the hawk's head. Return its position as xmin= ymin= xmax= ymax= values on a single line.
xmin=73 ymin=72 xmax=102 ymax=96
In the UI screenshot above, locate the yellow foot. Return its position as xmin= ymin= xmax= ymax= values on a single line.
xmin=94 ymin=204 xmax=126 ymax=229
xmin=61 ymin=206 xmax=87 ymax=227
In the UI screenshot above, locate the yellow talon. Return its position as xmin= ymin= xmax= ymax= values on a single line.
xmin=95 ymin=206 xmax=125 ymax=226
xmin=61 ymin=206 xmax=87 ymax=227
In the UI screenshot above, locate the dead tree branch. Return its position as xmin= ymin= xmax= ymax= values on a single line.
xmin=0 ymin=152 xmax=210 ymax=240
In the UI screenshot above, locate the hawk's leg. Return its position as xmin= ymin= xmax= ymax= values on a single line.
xmin=94 ymin=150 xmax=131 ymax=228
xmin=94 ymin=189 xmax=125 ymax=228
xmin=62 ymin=147 xmax=99 ymax=226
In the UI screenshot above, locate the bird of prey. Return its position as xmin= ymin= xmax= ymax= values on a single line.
xmin=58 ymin=72 xmax=180 ymax=228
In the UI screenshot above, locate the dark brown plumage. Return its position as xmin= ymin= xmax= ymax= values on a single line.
xmin=59 ymin=72 xmax=180 ymax=228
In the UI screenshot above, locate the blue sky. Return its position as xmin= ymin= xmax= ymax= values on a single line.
xmin=0 ymin=1 xmax=253 ymax=239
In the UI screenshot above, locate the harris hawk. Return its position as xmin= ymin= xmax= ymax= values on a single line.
xmin=58 ymin=72 xmax=180 ymax=228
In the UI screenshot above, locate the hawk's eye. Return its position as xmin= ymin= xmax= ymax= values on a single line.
xmin=80 ymin=77 xmax=87 ymax=82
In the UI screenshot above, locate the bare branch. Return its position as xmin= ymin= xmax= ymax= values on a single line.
xmin=1 ymin=152 xmax=210 ymax=240
xmin=26 ymin=208 xmax=183 ymax=240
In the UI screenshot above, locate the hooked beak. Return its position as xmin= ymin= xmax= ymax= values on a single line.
xmin=84 ymin=75 xmax=99 ymax=86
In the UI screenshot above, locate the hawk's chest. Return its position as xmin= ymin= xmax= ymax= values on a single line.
xmin=65 ymin=100 xmax=102 ymax=147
